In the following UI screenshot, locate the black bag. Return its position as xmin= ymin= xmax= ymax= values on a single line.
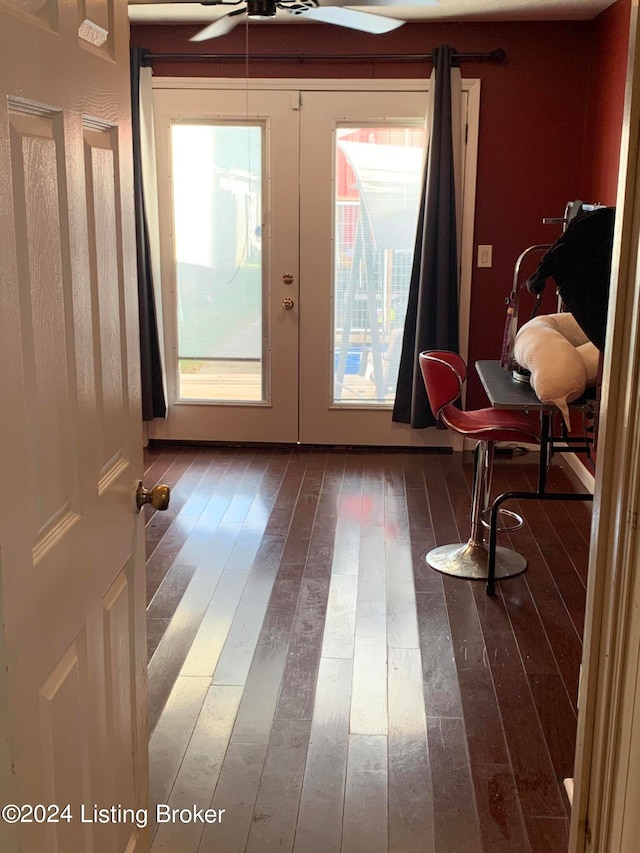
xmin=525 ymin=206 xmax=615 ymax=351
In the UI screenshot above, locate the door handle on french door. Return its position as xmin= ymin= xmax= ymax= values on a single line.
xmin=136 ymin=481 xmax=171 ymax=512
xmin=282 ymin=298 xmax=295 ymax=310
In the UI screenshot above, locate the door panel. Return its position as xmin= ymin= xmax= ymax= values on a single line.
xmin=149 ymin=88 xmax=299 ymax=443
xmin=0 ymin=1 xmax=146 ymax=851
xmin=299 ymin=90 xmax=447 ymax=446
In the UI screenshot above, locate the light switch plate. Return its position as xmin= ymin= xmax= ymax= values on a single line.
xmin=477 ymin=244 xmax=493 ymax=268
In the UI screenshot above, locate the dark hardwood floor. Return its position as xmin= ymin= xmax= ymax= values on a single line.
xmin=143 ymin=443 xmax=591 ymax=853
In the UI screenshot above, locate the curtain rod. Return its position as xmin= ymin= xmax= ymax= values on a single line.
xmin=142 ymin=48 xmax=506 ymax=64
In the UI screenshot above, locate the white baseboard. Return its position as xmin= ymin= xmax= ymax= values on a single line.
xmin=562 ymin=448 xmax=595 ymax=494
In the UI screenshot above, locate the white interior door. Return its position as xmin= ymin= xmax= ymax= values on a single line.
xmin=149 ymin=88 xmax=300 ymax=443
xmin=0 ymin=3 xmax=147 ymax=852
xmin=150 ymin=80 xmax=477 ymax=447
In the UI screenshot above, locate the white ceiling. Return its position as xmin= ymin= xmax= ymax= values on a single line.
xmin=128 ymin=0 xmax=618 ymax=26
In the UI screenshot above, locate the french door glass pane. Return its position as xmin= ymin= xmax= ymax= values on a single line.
xmin=333 ymin=125 xmax=425 ymax=405
xmin=171 ymin=122 xmax=264 ymax=402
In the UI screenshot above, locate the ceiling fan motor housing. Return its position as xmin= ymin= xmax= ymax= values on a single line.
xmin=247 ymin=0 xmax=277 ymax=17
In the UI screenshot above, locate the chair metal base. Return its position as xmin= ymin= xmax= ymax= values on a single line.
xmin=426 ymin=540 xmax=527 ymax=581
xmin=481 ymin=507 xmax=524 ymax=533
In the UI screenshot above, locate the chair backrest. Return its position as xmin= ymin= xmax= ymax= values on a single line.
xmin=419 ymin=351 xmax=467 ymax=420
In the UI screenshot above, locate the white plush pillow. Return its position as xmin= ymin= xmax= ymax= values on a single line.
xmin=546 ymin=311 xmax=589 ymax=347
xmin=577 ymin=341 xmax=600 ymax=385
xmin=514 ymin=314 xmax=588 ymax=426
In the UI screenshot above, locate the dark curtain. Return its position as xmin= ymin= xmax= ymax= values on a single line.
xmin=130 ymin=46 xmax=167 ymax=420
xmin=392 ymin=45 xmax=459 ymax=428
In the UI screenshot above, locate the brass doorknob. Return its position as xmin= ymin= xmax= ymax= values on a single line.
xmin=282 ymin=297 xmax=294 ymax=310
xmin=136 ymin=481 xmax=170 ymax=512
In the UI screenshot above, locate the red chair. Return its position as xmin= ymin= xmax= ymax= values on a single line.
xmin=419 ymin=351 xmax=541 ymax=593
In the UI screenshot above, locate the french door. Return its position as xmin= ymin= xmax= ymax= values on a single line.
xmin=150 ymin=81 xmax=478 ymax=446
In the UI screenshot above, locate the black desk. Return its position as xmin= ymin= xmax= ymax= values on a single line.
xmin=475 ymin=360 xmax=594 ymax=594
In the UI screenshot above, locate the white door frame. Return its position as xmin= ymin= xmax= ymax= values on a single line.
xmin=570 ymin=2 xmax=640 ymax=850
xmin=151 ymin=77 xmax=480 ymax=447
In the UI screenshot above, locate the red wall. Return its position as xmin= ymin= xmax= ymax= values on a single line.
xmin=131 ymin=9 xmax=630 ymax=410
xmin=575 ymin=0 xmax=630 ymax=467
xmin=584 ymin=0 xmax=631 ymax=205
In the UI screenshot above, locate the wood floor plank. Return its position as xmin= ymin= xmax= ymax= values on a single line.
xmin=427 ymin=715 xmax=483 ymax=853
xmin=528 ymin=673 xmax=578 ymax=794
xmin=385 ymin=490 xmax=410 ymax=542
xmin=303 ymin=493 xmax=339 ymax=581
xmin=537 ymin=459 xmax=593 ymax=544
xmin=351 ymin=524 xmax=388 ymax=735
xmin=524 ymin=815 xmax=569 ymax=853
xmin=504 ymin=463 xmax=588 ymax=636
xmin=350 ymin=640 xmax=387 ymax=736
xmin=331 ymin=496 xmax=362 ymax=577
xmin=386 ymin=538 xmax=420 ymax=649
xmin=147 ymin=563 xmax=199 ymax=620
xmin=341 ymin=735 xmax=388 ymax=853
xmin=211 ymin=558 xmax=285 ymax=687
xmin=178 ymin=451 xmax=251 ymax=523
xmin=402 ymin=452 xmax=428 ymax=492
xmin=487 ymin=632 xmax=567 ymax=819
xmin=361 ymin=454 xmax=386 ymax=528
xmin=331 ymin=455 xmax=364 ymax=577
xmin=534 ymin=490 xmax=591 ymax=585
xmin=404 ymin=479 xmax=439 ymax=594
xmin=356 ymin=591 xmax=386 ymax=643
xmin=470 ymin=763 xmax=529 ymax=853
xmin=198 ymin=740 xmax=269 ymax=853
xmin=321 ymin=574 xmax=358 ymax=659
xmin=222 ymin=529 xmax=265 ymax=572
xmin=143 ymin=444 xmax=182 ymax=486
xmin=152 ymin=685 xmax=243 ymax=853
xmin=179 ymin=571 xmax=250 ymax=677
xmin=275 ymin=577 xmax=331 ymax=722
xmin=230 ymin=606 xmax=294 ymax=744
xmin=144 ymin=449 xmax=209 ymax=554
xmin=147 ymin=563 xmax=226 ymax=734
xmin=146 ymin=515 xmax=201 ymax=606
xmin=171 ymin=684 xmax=243 ymax=793
xmin=416 ymin=589 xmax=464 ymax=719
xmin=383 ymin=453 xmax=407 ymax=496
xmin=293 ymin=657 xmax=353 ymax=853
xmin=148 ymin=675 xmax=211 ymax=808
xmin=244 ymin=719 xmax=312 ymax=853
xmin=444 ymin=580 xmax=511 ymax=767
xmin=499 ymin=574 xmax=564 ymax=677
xmin=358 ymin=525 xmax=387 ymax=603
xmin=388 ymin=647 xmax=434 ymax=853
xmin=493 ymin=469 xmax=584 ymax=705
xmin=147 ymin=617 xmax=171 ymax=663
xmin=423 ymin=456 xmax=461 ymax=547
xmin=279 ymin=461 xmax=327 ymax=567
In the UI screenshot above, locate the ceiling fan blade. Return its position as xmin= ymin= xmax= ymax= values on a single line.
xmin=190 ymin=7 xmax=245 ymax=41
xmin=326 ymin=0 xmax=438 ymax=7
xmin=300 ymin=6 xmax=403 ymax=34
